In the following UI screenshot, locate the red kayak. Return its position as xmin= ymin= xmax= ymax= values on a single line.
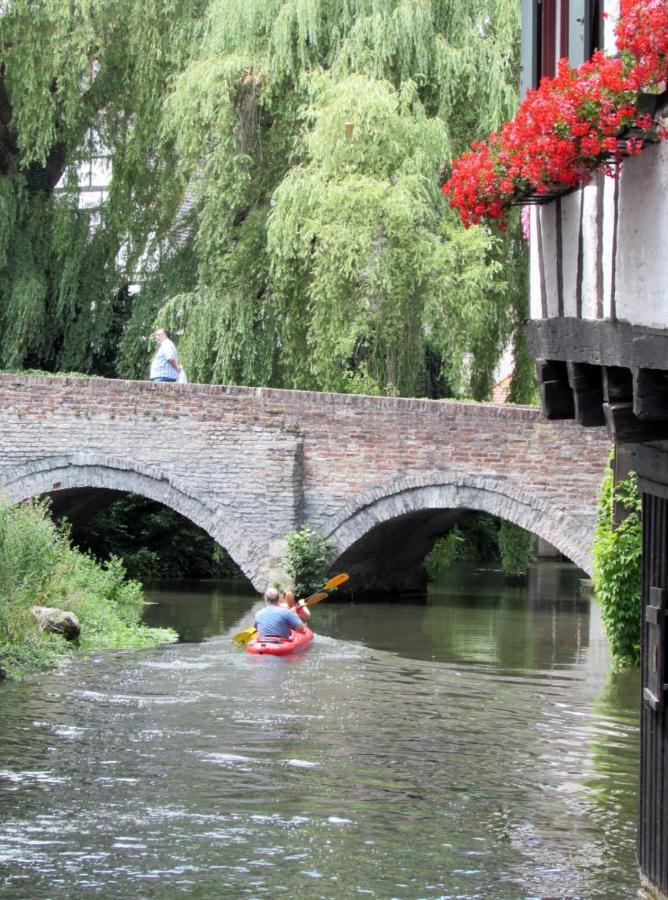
xmin=246 ymin=626 xmax=314 ymax=656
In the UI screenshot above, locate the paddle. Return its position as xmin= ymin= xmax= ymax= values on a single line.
xmin=232 ymin=573 xmax=349 ymax=645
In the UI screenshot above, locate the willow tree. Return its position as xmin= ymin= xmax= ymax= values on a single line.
xmin=0 ymin=0 xmax=206 ymax=372
xmin=121 ymin=0 xmax=530 ymax=399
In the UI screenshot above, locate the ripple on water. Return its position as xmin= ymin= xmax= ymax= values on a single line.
xmin=0 ymin=570 xmax=642 ymax=899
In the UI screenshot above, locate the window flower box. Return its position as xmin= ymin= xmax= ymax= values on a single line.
xmin=443 ymin=0 xmax=668 ymax=230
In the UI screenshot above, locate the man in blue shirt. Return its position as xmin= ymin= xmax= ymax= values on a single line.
xmin=254 ymin=587 xmax=307 ymax=638
xmin=149 ymin=328 xmax=181 ymax=382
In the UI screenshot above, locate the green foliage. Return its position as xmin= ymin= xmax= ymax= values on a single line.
xmin=424 ymin=513 xmax=503 ymax=580
xmin=0 ymin=0 xmax=206 ymax=374
xmin=424 ymin=528 xmax=468 ymax=579
xmin=74 ymin=494 xmax=243 ymax=580
xmin=3 ymin=0 xmax=528 ymax=400
xmin=498 ymin=520 xmax=533 ymax=577
xmin=140 ymin=0 xmax=525 ymax=399
xmin=0 ymin=499 xmax=176 ymax=679
xmin=592 ymin=465 xmax=642 ymax=668
xmin=283 ymin=525 xmax=333 ymax=597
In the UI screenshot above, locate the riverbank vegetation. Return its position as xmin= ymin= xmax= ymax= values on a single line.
xmin=0 ymin=499 xmax=176 ymax=680
xmin=425 ymin=514 xmax=535 ymax=580
xmin=75 ymin=495 xmax=243 ymax=580
xmin=283 ymin=525 xmax=334 ymax=597
xmin=592 ymin=465 xmax=642 ymax=668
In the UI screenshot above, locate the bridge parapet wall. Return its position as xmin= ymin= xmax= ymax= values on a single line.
xmin=0 ymin=375 xmax=612 ymax=583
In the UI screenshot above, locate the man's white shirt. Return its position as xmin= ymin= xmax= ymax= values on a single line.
xmin=150 ymin=338 xmax=179 ymax=380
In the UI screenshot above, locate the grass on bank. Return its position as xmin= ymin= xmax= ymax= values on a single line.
xmin=0 ymin=498 xmax=177 ymax=679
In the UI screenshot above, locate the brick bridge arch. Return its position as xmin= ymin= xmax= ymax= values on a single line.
xmin=326 ymin=473 xmax=595 ymax=594
xmin=1 ymin=451 xmax=263 ymax=586
xmin=0 ymin=375 xmax=611 ymax=594
xmin=328 ymin=472 xmax=593 ymax=571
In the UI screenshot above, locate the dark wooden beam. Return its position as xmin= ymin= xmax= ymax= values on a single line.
xmin=526 ymin=318 xmax=668 ymax=372
xmin=603 ymin=402 xmax=668 ymax=443
xmin=536 ymin=358 xmax=575 ymax=420
xmin=567 ymin=361 xmax=606 ymax=427
xmin=634 ymin=368 xmax=668 ymax=420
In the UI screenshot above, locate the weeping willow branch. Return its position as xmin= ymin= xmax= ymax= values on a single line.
xmin=140 ymin=0 xmax=526 ymax=399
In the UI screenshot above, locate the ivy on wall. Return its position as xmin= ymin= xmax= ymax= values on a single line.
xmin=592 ymin=462 xmax=642 ymax=668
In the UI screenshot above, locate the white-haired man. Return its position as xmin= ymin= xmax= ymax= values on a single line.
xmin=254 ymin=587 xmax=307 ymax=639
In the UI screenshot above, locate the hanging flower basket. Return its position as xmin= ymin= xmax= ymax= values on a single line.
xmin=509 ymin=184 xmax=580 ymax=208
xmin=442 ymin=0 xmax=668 ymax=230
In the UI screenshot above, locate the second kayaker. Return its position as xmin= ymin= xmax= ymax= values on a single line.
xmin=281 ymin=589 xmax=312 ymax=622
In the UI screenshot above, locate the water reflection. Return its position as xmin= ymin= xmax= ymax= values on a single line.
xmin=0 ymin=562 xmax=640 ymax=899
xmin=142 ymin=577 xmax=257 ymax=642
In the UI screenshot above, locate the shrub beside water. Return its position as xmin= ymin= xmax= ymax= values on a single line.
xmin=0 ymin=500 xmax=176 ymax=679
xmin=592 ymin=465 xmax=642 ymax=668
xmin=283 ymin=525 xmax=333 ymax=596
xmin=425 ymin=514 xmax=534 ymax=580
xmin=498 ymin=521 xmax=534 ymax=577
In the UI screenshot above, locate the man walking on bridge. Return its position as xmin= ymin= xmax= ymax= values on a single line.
xmin=150 ymin=328 xmax=181 ymax=383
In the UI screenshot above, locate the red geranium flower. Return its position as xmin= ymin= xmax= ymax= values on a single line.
xmin=443 ymin=0 xmax=668 ymax=228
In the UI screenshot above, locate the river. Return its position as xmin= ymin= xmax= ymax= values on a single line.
xmin=0 ymin=562 xmax=640 ymax=899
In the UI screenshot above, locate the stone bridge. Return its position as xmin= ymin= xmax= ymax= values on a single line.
xmin=0 ymin=374 xmax=611 ymax=595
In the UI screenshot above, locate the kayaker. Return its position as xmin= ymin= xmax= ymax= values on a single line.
xmin=254 ymin=587 xmax=307 ymax=639
xmin=281 ymin=589 xmax=312 ymax=622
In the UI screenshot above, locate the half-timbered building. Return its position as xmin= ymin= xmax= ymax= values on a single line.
xmin=520 ymin=1 xmax=668 ymax=895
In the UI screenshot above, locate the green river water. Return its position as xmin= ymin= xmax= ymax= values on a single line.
xmin=0 ymin=562 xmax=640 ymax=898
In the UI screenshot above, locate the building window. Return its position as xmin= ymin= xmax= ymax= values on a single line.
xmin=521 ymin=0 xmax=604 ymax=97
xmin=540 ymin=0 xmax=570 ymax=79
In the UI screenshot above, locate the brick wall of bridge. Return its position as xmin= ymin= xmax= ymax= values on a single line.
xmin=0 ymin=375 xmax=611 ymax=586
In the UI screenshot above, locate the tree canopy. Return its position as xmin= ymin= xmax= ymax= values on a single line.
xmin=0 ymin=0 xmax=205 ymax=371
xmin=1 ymin=0 xmax=532 ymax=402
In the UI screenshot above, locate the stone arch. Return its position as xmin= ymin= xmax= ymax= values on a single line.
xmin=325 ymin=472 xmax=595 ymax=576
xmin=1 ymin=451 xmax=266 ymax=588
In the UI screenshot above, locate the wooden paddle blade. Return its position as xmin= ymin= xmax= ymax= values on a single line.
xmin=299 ymin=573 xmax=349 ymax=607
xmin=232 ymin=625 xmax=257 ymax=645
xmin=301 ymin=591 xmax=328 ymax=608
xmin=322 ymin=573 xmax=349 ymax=591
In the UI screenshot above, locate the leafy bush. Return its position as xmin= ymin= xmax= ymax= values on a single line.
xmin=424 ymin=528 xmax=468 ymax=579
xmin=424 ymin=514 xmax=504 ymax=580
xmin=75 ymin=494 xmax=243 ymax=579
xmin=283 ymin=525 xmax=333 ymax=597
xmin=592 ymin=465 xmax=642 ymax=668
xmin=0 ymin=500 xmax=176 ymax=678
xmin=498 ymin=521 xmax=533 ymax=577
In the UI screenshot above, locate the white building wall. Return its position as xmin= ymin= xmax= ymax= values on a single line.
xmin=529 ymin=141 xmax=668 ymax=330
xmin=616 ymin=142 xmax=668 ymax=328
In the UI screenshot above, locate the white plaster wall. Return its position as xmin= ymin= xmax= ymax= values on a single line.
xmin=541 ymin=202 xmax=560 ymax=318
xmin=604 ymin=0 xmax=620 ymax=51
xmin=601 ymin=173 xmax=616 ymax=319
xmin=560 ymin=189 xmax=582 ymax=317
xmin=531 ymin=142 xmax=668 ymax=328
xmin=529 ymin=207 xmax=544 ymax=319
xmin=579 ymin=180 xmax=601 ymax=319
xmin=616 ymin=142 xmax=668 ymax=328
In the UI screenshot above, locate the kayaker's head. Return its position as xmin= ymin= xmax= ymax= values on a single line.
xmin=264 ymin=587 xmax=280 ymax=605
